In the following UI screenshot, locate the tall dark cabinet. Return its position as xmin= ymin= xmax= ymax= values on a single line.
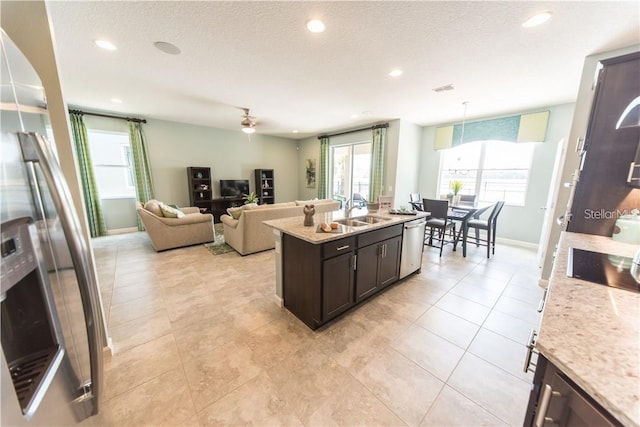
xmin=255 ymin=169 xmax=275 ymax=204
xmin=567 ymin=52 xmax=640 ymax=235
xmin=187 ymin=166 xmax=213 ymax=214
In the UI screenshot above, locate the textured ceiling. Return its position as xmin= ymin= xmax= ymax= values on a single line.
xmin=45 ymin=1 xmax=640 ymax=139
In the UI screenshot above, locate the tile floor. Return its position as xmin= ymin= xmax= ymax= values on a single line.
xmin=87 ymin=231 xmax=544 ymax=426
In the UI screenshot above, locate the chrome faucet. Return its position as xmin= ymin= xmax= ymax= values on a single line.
xmin=344 ymin=199 xmax=356 ymax=218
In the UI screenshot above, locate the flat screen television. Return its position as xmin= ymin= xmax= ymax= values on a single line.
xmin=220 ymin=179 xmax=250 ymax=198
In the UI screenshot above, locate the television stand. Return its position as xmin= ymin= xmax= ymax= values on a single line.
xmin=211 ymin=197 xmax=243 ymax=222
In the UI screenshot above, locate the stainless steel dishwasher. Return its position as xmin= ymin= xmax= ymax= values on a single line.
xmin=400 ymin=217 xmax=427 ymax=279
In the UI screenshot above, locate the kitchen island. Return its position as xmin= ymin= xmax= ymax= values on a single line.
xmin=264 ymin=210 xmax=428 ymax=329
xmin=526 ymin=231 xmax=639 ymax=426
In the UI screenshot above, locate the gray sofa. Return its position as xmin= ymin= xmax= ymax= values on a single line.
xmin=220 ymin=199 xmax=340 ymax=255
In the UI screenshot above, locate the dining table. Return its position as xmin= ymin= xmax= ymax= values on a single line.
xmin=447 ymin=202 xmax=492 ymax=257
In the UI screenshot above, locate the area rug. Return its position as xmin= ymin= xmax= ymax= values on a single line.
xmin=204 ymin=223 xmax=235 ymax=255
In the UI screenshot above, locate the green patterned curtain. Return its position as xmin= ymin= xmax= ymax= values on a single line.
xmin=318 ymin=137 xmax=329 ymax=198
xmin=368 ymin=127 xmax=386 ymax=202
xmin=128 ymin=121 xmax=155 ymax=230
xmin=69 ymin=112 xmax=107 ymax=237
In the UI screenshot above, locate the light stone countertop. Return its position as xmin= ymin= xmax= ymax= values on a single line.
xmin=537 ymin=231 xmax=639 ymax=426
xmin=263 ymin=209 xmax=429 ymax=244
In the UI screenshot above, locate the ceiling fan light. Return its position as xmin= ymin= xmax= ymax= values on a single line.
xmin=242 ymin=126 xmax=256 ymax=134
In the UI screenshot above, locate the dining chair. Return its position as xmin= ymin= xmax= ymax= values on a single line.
xmin=466 ymin=201 xmax=505 ymax=258
xmin=458 ymin=194 xmax=476 ymax=205
xmin=378 ymin=195 xmax=393 ymax=209
xmin=422 ymin=198 xmax=456 ymax=257
xmin=409 ymin=193 xmax=422 ymax=211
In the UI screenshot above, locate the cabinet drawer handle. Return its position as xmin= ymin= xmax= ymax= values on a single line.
xmin=523 ymin=329 xmax=538 ymax=373
xmin=537 ymin=289 xmax=548 ymax=313
xmin=627 ymin=162 xmax=638 ymax=183
xmin=336 ymin=245 xmax=350 ymax=251
xmin=535 ymin=384 xmax=562 ymax=427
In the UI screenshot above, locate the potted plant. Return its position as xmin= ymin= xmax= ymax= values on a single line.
xmin=243 ymin=191 xmax=259 ymax=205
xmin=450 ymin=180 xmax=463 ymax=205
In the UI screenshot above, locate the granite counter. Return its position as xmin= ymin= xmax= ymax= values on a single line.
xmin=537 ymin=231 xmax=639 ymax=426
xmin=263 ymin=209 xmax=429 ymax=244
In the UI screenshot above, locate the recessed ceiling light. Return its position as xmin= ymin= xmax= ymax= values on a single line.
xmin=111 ymin=98 xmax=122 ymax=103
xmin=522 ymin=12 xmax=552 ymax=28
xmin=389 ymin=69 xmax=403 ymax=77
xmin=94 ymin=39 xmax=117 ymax=51
xmin=292 ymin=130 xmax=299 ymax=133
xmin=351 ymin=114 xmax=359 ymax=119
xmin=154 ymin=41 xmax=181 ymax=55
xmin=306 ymin=19 xmax=326 ymax=33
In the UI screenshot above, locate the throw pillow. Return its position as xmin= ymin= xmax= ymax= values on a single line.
xmin=160 ymin=203 xmax=185 ymax=218
xmin=143 ymin=199 xmax=163 ymax=217
xmin=227 ymin=206 xmax=243 ymax=220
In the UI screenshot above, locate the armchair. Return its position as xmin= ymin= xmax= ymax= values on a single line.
xmin=136 ymin=200 xmax=215 ymax=251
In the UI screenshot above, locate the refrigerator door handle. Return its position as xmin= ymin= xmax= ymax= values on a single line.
xmin=18 ymin=132 xmax=104 ymax=416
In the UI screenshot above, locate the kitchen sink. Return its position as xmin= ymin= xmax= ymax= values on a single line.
xmin=352 ymin=215 xmax=391 ymax=224
xmin=334 ymin=215 xmax=391 ymax=227
xmin=333 ymin=218 xmax=369 ymax=227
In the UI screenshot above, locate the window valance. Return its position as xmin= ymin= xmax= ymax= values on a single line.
xmin=434 ymin=111 xmax=549 ymax=150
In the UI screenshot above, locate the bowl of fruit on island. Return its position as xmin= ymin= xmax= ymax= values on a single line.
xmin=320 ymin=222 xmax=339 ymax=232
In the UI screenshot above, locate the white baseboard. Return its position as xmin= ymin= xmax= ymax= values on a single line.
xmin=106 ymin=227 xmax=138 ymax=235
xmin=496 ymin=237 xmax=539 ymax=250
xmin=273 ymin=294 xmax=283 ymax=307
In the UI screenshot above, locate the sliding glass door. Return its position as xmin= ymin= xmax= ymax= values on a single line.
xmin=330 ymin=142 xmax=371 ymax=206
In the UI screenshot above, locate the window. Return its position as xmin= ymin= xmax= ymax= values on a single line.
xmin=330 ymin=142 xmax=371 ymax=206
xmin=87 ymin=130 xmax=136 ymax=198
xmin=439 ymin=140 xmax=535 ymax=205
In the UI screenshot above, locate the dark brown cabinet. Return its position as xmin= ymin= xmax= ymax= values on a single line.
xmin=525 ymin=354 xmax=620 ymax=427
xmin=255 ymin=169 xmax=275 ymax=204
xmin=187 ymin=167 xmax=213 ymax=214
xmin=567 ymin=52 xmax=640 ymax=235
xmin=282 ymin=224 xmax=403 ymax=329
xmin=355 ymin=228 xmax=402 ymax=303
xmin=283 ymin=234 xmax=355 ymax=329
xmin=322 ymin=251 xmax=355 ymax=320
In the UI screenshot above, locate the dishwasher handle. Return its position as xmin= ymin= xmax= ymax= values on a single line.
xmin=404 ymin=220 xmax=426 ymax=229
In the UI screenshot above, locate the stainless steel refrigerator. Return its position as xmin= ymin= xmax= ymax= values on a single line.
xmin=1 ymin=29 xmax=104 ymax=426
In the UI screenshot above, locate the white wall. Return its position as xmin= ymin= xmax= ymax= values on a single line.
xmin=142 ymin=119 xmax=299 ymax=206
xmin=419 ymin=103 xmax=575 ymax=244
xmin=394 ymin=120 xmax=422 ymax=208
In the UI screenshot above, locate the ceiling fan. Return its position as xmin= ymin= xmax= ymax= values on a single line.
xmin=240 ymin=108 xmax=256 ymax=134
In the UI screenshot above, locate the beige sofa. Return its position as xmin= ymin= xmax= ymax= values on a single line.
xmin=136 ymin=200 xmax=215 ymax=251
xmin=220 ymin=199 xmax=340 ymax=255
